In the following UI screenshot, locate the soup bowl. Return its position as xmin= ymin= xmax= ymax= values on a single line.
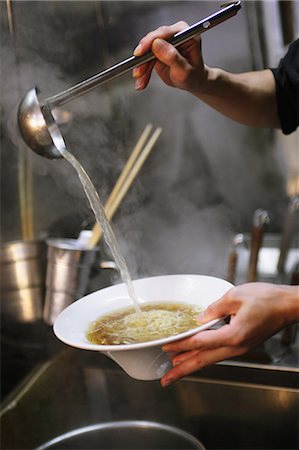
xmin=54 ymin=274 xmax=233 ymax=380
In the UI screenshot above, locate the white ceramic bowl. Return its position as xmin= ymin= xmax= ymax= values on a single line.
xmin=54 ymin=274 xmax=233 ymax=380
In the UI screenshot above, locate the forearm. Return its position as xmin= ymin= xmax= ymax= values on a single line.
xmin=194 ymin=67 xmax=280 ymax=129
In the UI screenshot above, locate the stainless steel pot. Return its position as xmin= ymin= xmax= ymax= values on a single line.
xmin=43 ymin=238 xmax=117 ymax=325
xmin=35 ymin=421 xmax=206 ymax=450
xmin=0 ymin=240 xmax=46 ymax=323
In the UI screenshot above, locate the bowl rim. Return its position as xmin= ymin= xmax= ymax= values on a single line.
xmin=35 ymin=420 xmax=206 ymax=450
xmin=53 ymin=274 xmax=232 ymax=352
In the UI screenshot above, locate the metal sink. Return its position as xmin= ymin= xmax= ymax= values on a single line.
xmin=1 ymin=348 xmax=298 ymax=450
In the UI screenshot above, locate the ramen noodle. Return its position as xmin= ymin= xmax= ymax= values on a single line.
xmin=86 ymin=302 xmax=202 ymax=345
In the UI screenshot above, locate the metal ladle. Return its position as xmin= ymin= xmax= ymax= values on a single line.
xmin=17 ymin=2 xmax=241 ymax=159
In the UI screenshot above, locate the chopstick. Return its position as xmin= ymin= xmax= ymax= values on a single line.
xmin=102 ymin=123 xmax=153 ymax=217
xmin=87 ymin=125 xmax=162 ymax=248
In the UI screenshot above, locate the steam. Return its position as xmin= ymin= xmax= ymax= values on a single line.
xmin=1 ymin=1 xmax=287 ymax=285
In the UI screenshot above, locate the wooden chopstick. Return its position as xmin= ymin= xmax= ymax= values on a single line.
xmin=103 ymin=123 xmax=153 ymax=217
xmin=88 ymin=125 xmax=162 ymax=248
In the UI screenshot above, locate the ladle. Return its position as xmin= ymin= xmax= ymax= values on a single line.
xmin=17 ymin=2 xmax=241 ymax=159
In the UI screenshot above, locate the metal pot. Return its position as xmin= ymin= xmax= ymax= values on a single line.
xmin=0 ymin=240 xmax=46 ymax=323
xmin=43 ymin=237 xmax=118 ymax=325
xmin=35 ymin=421 xmax=206 ymax=450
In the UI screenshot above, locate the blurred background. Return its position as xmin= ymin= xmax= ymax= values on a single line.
xmin=1 ymin=0 xmax=298 ymax=280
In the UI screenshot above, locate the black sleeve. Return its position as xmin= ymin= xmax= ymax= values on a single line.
xmin=270 ymin=39 xmax=299 ymax=135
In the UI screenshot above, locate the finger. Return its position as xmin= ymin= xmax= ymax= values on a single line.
xmin=151 ymin=38 xmax=190 ymax=73
xmin=133 ymin=22 xmax=188 ymax=56
xmin=197 ymin=288 xmax=237 ymax=323
xmin=149 ymin=38 xmax=194 ymax=88
xmin=154 ymin=60 xmax=172 ymax=86
xmin=133 ymin=39 xmax=198 ymax=80
xmin=132 ymin=64 xmax=147 ymax=79
xmin=162 ymin=323 xmax=238 ymax=353
xmin=175 ymin=36 xmax=202 ymax=68
xmin=134 ymin=60 xmax=156 ymax=90
xmin=161 ymin=346 xmax=242 ymax=387
xmin=171 ymin=350 xmax=200 ymax=366
xmin=133 ymin=22 xmax=189 ymax=89
xmin=133 ymin=60 xmax=156 ymax=79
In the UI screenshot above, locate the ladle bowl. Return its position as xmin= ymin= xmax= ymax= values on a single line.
xmin=53 ymin=274 xmax=233 ymax=380
xmin=17 ymin=88 xmax=65 ymax=159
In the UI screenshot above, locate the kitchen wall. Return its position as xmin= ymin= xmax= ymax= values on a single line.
xmin=1 ymin=1 xmax=294 ymax=284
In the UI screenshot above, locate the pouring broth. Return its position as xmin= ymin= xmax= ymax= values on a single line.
xmin=60 ymin=147 xmax=141 ymax=313
xmin=87 ymin=302 xmax=202 ymax=345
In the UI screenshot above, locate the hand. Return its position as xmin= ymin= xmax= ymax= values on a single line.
xmin=133 ymin=22 xmax=206 ymax=94
xmin=160 ymin=283 xmax=299 ymax=387
xmin=132 ymin=23 xmax=279 ymax=128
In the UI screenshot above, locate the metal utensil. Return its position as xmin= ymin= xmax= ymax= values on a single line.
xmin=276 ymin=195 xmax=299 ymax=278
xmin=226 ymin=233 xmax=245 ymax=284
xmin=43 ymin=238 xmax=118 ymax=325
xmin=246 ymin=209 xmax=270 ymax=282
xmin=17 ymin=2 xmax=241 ymax=159
xmin=0 ymin=240 xmax=47 ymax=323
xmin=35 ymin=421 xmax=206 ymax=450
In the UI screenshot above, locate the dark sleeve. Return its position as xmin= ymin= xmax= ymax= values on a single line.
xmin=270 ymin=39 xmax=299 ymax=135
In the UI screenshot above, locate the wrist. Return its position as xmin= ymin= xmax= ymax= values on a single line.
xmin=280 ymin=285 xmax=299 ymax=326
xmin=193 ymin=66 xmax=222 ymax=96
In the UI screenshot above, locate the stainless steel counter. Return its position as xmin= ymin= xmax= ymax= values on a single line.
xmin=1 ymin=341 xmax=298 ymax=450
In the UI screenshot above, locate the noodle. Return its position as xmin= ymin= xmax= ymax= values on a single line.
xmin=87 ymin=302 xmax=202 ymax=345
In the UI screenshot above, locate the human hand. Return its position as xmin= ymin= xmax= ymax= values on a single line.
xmin=133 ymin=22 xmax=206 ymax=93
xmin=160 ymin=283 xmax=299 ymax=387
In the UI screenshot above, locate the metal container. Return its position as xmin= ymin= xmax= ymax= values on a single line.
xmin=43 ymin=238 xmax=100 ymax=325
xmin=235 ymin=233 xmax=299 ymax=284
xmin=0 ymin=240 xmax=46 ymax=323
xmin=35 ymin=421 xmax=206 ymax=450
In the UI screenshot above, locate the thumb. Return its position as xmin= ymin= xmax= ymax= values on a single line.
xmin=198 ymin=289 xmax=234 ymax=323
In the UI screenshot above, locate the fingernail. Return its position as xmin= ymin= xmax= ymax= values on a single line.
xmin=133 ymin=44 xmax=142 ymax=56
xmin=132 ymin=68 xmax=139 ymax=78
xmin=197 ymin=311 xmax=206 ymax=321
xmin=135 ymin=79 xmax=143 ymax=90
xmin=161 ymin=377 xmax=173 ymax=388
xmin=172 ymin=359 xmax=181 ymax=367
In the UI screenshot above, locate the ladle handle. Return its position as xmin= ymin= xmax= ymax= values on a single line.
xmin=47 ymin=2 xmax=241 ymax=108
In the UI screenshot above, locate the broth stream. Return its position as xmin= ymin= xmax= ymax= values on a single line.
xmin=61 ymin=147 xmax=141 ymax=313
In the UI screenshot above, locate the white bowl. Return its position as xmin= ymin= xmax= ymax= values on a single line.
xmin=54 ymin=274 xmax=233 ymax=380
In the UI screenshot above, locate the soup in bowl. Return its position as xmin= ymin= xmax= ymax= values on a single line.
xmin=54 ymin=274 xmax=233 ymax=380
